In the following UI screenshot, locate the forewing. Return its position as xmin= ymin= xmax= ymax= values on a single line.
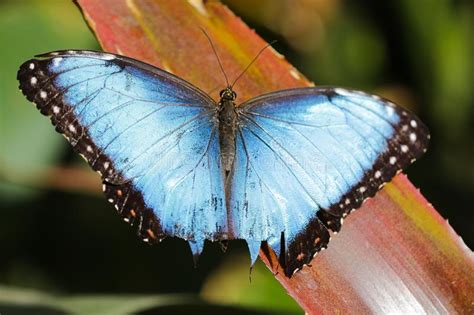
xmin=232 ymin=87 xmax=429 ymax=276
xmin=18 ymin=51 xmax=227 ymax=254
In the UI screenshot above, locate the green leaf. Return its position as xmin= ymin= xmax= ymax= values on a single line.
xmin=0 ymin=1 xmax=96 ymax=200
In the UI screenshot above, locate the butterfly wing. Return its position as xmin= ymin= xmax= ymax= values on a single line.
xmin=18 ymin=51 xmax=227 ymax=255
xmin=231 ymin=87 xmax=429 ymax=276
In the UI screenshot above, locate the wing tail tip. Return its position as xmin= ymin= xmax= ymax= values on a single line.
xmin=246 ymin=239 xmax=263 ymax=268
xmin=188 ymin=239 xmax=205 ymax=267
xmin=281 ymin=217 xmax=331 ymax=277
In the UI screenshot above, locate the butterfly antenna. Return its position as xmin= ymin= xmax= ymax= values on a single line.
xmin=200 ymin=27 xmax=230 ymax=87
xmin=231 ymin=40 xmax=277 ymax=88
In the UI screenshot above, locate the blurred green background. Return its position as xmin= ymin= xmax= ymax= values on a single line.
xmin=0 ymin=0 xmax=472 ymax=314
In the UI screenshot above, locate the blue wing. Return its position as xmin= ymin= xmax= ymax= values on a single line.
xmin=18 ymin=51 xmax=227 ymax=256
xmin=231 ymin=87 xmax=429 ymax=275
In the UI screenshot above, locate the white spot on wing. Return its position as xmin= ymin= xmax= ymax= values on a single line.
xmin=52 ymin=57 xmax=63 ymax=67
xmin=29 ymin=63 xmax=35 ymax=70
xmin=410 ymin=133 xmax=417 ymax=142
xmin=375 ymin=170 xmax=381 ymax=178
xmin=386 ymin=106 xmax=395 ymax=116
xmin=410 ymin=120 xmax=417 ymax=128
xmin=389 ymin=156 xmax=397 ymax=165
xmin=401 ymin=144 xmax=409 ymax=153
xmin=101 ymin=54 xmax=116 ymax=61
xmin=40 ymin=91 xmax=47 ymax=99
xmin=68 ymin=124 xmax=76 ymax=133
xmin=52 ymin=106 xmax=60 ymax=114
xmin=30 ymin=77 xmax=37 ymax=85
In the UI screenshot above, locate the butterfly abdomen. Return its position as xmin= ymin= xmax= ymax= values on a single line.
xmin=218 ymin=96 xmax=238 ymax=175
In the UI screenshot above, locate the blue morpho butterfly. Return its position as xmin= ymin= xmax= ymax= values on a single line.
xmin=17 ymin=43 xmax=429 ymax=277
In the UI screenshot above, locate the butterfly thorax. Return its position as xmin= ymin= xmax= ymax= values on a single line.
xmin=218 ymin=87 xmax=238 ymax=177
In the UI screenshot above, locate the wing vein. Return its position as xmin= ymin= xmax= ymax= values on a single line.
xmin=240 ymin=114 xmax=326 ymax=209
xmin=122 ymin=111 xmax=214 ymax=178
xmin=103 ymin=87 xmax=210 ymax=108
xmin=167 ymin=126 xmax=216 ymax=193
xmin=285 ymin=122 xmax=351 ymax=195
xmin=237 ymin=128 xmax=286 ymax=237
xmin=242 ymin=111 xmax=347 ymax=129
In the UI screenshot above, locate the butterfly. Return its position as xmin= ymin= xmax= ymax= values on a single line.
xmin=17 ymin=50 xmax=429 ymax=277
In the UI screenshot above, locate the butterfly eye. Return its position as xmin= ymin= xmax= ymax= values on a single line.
xmin=219 ymin=90 xmax=225 ymax=98
xmin=232 ymin=91 xmax=237 ymax=99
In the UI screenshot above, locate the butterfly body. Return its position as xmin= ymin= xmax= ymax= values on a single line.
xmin=217 ymin=87 xmax=238 ymax=176
xmin=17 ymin=50 xmax=429 ymax=277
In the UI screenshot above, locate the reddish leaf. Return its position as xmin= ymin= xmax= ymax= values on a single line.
xmin=261 ymin=174 xmax=474 ymax=313
xmin=75 ymin=1 xmax=474 ymax=313
xmin=76 ymin=0 xmax=308 ymax=102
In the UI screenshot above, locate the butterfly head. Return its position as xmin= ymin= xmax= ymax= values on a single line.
xmin=219 ymin=87 xmax=237 ymax=102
